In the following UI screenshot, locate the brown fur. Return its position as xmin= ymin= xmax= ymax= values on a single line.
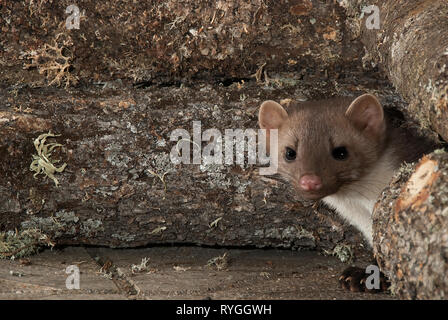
xmin=260 ymin=95 xmax=435 ymax=201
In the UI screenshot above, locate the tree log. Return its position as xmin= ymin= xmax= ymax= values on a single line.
xmin=1 ymin=0 xmax=407 ymax=256
xmin=0 ymin=0 xmax=364 ymax=87
xmin=343 ymin=0 xmax=448 ymax=141
xmin=1 ymin=3 xmax=446 ymax=299
xmin=1 ymin=81 xmax=385 ymax=251
xmin=373 ymin=151 xmax=448 ymax=299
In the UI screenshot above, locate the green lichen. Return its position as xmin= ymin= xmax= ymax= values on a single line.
xmin=21 ymin=210 xmax=103 ymax=238
xmin=324 ymin=244 xmax=354 ymax=263
xmin=29 ymin=132 xmax=67 ymax=187
xmin=81 ymin=219 xmax=103 ymax=234
xmin=292 ymin=226 xmax=315 ymax=241
xmin=21 ymin=210 xmax=77 ymax=237
xmin=0 ymin=228 xmax=54 ymax=260
xmin=112 ymin=232 xmax=136 ymax=242
xmin=433 ymin=148 xmax=446 ymax=155
xmin=264 ymin=226 xmax=315 ymax=242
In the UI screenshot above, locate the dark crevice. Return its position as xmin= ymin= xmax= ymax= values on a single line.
xmin=133 ymin=77 xmax=253 ymax=89
xmin=133 ymin=80 xmax=182 ymax=89
xmin=215 ymin=77 xmax=252 ymax=87
xmin=49 ymin=241 xmax=322 ymax=253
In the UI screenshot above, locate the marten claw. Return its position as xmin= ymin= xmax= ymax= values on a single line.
xmin=339 ymin=266 xmax=390 ymax=293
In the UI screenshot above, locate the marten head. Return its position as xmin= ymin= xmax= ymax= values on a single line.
xmin=258 ymin=94 xmax=387 ymax=200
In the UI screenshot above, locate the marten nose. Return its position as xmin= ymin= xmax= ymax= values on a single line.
xmin=299 ymin=175 xmax=322 ymax=191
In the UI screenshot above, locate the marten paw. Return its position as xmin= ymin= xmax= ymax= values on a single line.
xmin=339 ymin=266 xmax=390 ymax=293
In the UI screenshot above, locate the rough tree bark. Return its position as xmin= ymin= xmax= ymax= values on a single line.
xmin=1 ymin=0 xmax=447 ymax=299
xmin=343 ymin=0 xmax=448 ymax=141
xmin=1 ymin=81 xmax=381 ymax=253
xmin=0 ymin=0 xmax=388 ymax=253
xmin=373 ymin=151 xmax=448 ymax=299
xmin=337 ymin=0 xmax=448 ymax=299
xmin=0 ymin=0 xmax=364 ymax=87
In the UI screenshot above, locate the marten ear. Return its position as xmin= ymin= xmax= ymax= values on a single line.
xmin=259 ymin=100 xmax=288 ymax=130
xmin=345 ymin=94 xmax=385 ymax=138
xmin=259 ymin=100 xmax=288 ymax=153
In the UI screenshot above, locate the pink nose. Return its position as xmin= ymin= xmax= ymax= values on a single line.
xmin=299 ymin=175 xmax=322 ymax=191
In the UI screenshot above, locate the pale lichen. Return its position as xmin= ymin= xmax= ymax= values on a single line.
xmin=29 ymin=132 xmax=67 ymax=187
xmin=131 ymin=257 xmax=150 ymax=274
xmin=206 ymin=253 xmax=228 ymax=271
xmin=23 ymin=33 xmax=78 ymax=88
xmin=324 ymin=244 xmax=354 ymax=263
xmin=0 ymin=229 xmax=54 ymax=260
xmin=209 ymin=217 xmax=223 ymax=229
xmin=21 ymin=210 xmax=103 ymax=238
xmin=149 ymin=226 xmax=167 ymax=235
xmin=111 ymin=232 xmax=136 ymax=242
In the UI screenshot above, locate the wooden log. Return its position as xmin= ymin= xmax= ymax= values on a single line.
xmin=0 ymin=82 xmax=375 ymax=252
xmin=2 ymin=1 xmax=445 ymax=275
xmin=0 ymin=0 xmax=364 ymax=87
xmin=1 ymin=0 xmax=407 ymax=256
xmin=342 ymin=0 xmax=448 ymax=141
xmin=373 ymin=151 xmax=448 ymax=299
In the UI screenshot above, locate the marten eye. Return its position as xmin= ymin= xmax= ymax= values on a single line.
xmin=285 ymin=147 xmax=297 ymax=161
xmin=332 ymin=146 xmax=349 ymax=160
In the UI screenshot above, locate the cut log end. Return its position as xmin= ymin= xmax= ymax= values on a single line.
xmin=373 ymin=151 xmax=448 ymax=299
xmin=395 ymin=156 xmax=440 ymax=217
